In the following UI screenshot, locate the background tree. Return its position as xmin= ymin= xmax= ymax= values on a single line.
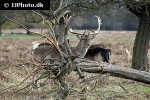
xmin=125 ymin=1 xmax=150 ymax=71
xmin=0 ymin=11 xmax=6 ymax=35
xmin=0 ymin=10 xmax=14 ymax=35
xmin=14 ymin=10 xmax=43 ymax=34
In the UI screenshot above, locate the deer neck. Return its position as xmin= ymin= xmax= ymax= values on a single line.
xmin=57 ymin=24 xmax=65 ymax=45
xmin=75 ymin=41 xmax=90 ymax=58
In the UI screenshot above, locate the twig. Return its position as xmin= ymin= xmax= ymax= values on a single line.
xmin=118 ymin=83 xmax=128 ymax=93
xmin=0 ymin=68 xmax=39 ymax=93
xmin=77 ymin=66 xmax=84 ymax=78
xmin=15 ymin=81 xmax=35 ymax=93
xmin=14 ymin=68 xmax=40 ymax=90
xmin=2 ymin=13 xmax=60 ymax=54
xmin=31 ymin=10 xmax=56 ymax=41
xmin=80 ymin=74 xmax=103 ymax=83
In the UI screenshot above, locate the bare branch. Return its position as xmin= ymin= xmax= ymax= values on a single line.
xmin=74 ymin=59 xmax=150 ymax=84
xmin=2 ymin=13 xmax=62 ymax=57
xmin=31 ymin=10 xmax=56 ymax=41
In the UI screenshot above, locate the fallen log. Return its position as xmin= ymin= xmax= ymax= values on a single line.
xmin=74 ymin=59 xmax=150 ymax=84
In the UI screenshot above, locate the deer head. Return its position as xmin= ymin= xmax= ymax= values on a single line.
xmin=68 ymin=15 xmax=102 ymax=58
xmin=69 ymin=29 xmax=98 ymax=58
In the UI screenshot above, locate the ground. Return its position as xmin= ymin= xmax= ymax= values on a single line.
xmin=0 ymin=30 xmax=150 ymax=100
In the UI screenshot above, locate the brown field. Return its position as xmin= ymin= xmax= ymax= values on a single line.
xmin=0 ymin=31 xmax=150 ymax=100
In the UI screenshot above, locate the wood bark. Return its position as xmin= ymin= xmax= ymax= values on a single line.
xmin=73 ymin=59 xmax=150 ymax=84
xmin=129 ymin=5 xmax=150 ymax=71
xmin=52 ymin=12 xmax=72 ymax=99
xmin=0 ymin=25 xmax=1 ymax=35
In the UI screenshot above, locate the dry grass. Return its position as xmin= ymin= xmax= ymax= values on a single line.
xmin=0 ymin=31 xmax=150 ymax=100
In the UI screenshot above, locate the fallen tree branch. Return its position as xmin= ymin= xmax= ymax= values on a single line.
xmin=73 ymin=59 xmax=150 ymax=84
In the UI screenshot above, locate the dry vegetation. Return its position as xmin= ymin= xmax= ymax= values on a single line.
xmin=0 ymin=31 xmax=150 ymax=100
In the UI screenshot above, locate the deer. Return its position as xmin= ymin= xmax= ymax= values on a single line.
xmin=83 ymin=16 xmax=111 ymax=63
xmin=32 ymin=15 xmax=101 ymax=64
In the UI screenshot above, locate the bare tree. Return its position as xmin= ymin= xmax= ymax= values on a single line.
xmin=125 ymin=1 xmax=150 ymax=71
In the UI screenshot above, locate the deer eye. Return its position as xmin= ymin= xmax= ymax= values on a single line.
xmin=84 ymin=39 xmax=89 ymax=43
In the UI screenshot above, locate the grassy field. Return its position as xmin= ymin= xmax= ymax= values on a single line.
xmin=0 ymin=31 xmax=150 ymax=100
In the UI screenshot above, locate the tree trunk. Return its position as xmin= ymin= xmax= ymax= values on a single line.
xmin=73 ymin=59 xmax=150 ymax=84
xmin=0 ymin=25 xmax=2 ymax=35
xmin=131 ymin=11 xmax=150 ymax=71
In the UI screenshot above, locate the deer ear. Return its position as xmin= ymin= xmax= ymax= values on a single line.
xmin=76 ymin=34 xmax=82 ymax=39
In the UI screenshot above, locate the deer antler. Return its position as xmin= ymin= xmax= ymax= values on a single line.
xmin=95 ymin=15 xmax=102 ymax=30
xmin=70 ymin=15 xmax=102 ymax=36
xmin=90 ymin=15 xmax=102 ymax=34
xmin=69 ymin=28 xmax=83 ymax=35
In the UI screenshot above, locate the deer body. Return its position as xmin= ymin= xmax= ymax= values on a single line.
xmin=84 ymin=44 xmax=111 ymax=63
xmin=33 ymin=43 xmax=60 ymax=63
